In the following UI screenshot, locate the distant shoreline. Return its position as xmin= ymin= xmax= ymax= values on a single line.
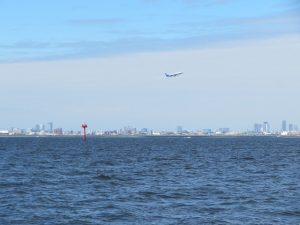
xmin=1 ymin=135 xmax=300 ymax=138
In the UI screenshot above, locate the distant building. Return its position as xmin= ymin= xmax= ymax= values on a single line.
xmin=294 ymin=125 xmax=298 ymax=131
xmin=54 ymin=128 xmax=63 ymax=135
xmin=263 ymin=122 xmax=270 ymax=133
xmin=218 ymin=128 xmax=230 ymax=133
xmin=254 ymin=123 xmax=262 ymax=133
xmin=0 ymin=130 xmax=9 ymax=135
xmin=288 ymin=124 xmax=294 ymax=132
xmin=152 ymin=131 xmax=161 ymax=136
xmin=282 ymin=120 xmax=287 ymax=132
xmin=140 ymin=128 xmax=148 ymax=135
xmin=48 ymin=122 xmax=53 ymax=133
xmin=202 ymin=129 xmax=212 ymax=134
xmin=123 ymin=126 xmax=136 ymax=135
xmin=40 ymin=124 xmax=45 ymax=131
xmin=33 ymin=124 xmax=40 ymax=132
xmin=177 ymin=126 xmax=183 ymax=134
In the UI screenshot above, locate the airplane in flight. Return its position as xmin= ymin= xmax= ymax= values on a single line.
xmin=165 ymin=72 xmax=183 ymax=77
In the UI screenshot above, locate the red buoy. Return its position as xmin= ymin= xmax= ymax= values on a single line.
xmin=82 ymin=123 xmax=88 ymax=141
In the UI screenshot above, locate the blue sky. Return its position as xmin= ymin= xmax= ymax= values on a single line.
xmin=0 ymin=0 xmax=299 ymax=62
xmin=0 ymin=0 xmax=300 ymax=131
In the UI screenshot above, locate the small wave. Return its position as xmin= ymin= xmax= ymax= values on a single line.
xmin=91 ymin=160 xmax=114 ymax=166
xmin=275 ymin=210 xmax=300 ymax=216
xmin=139 ymin=191 xmax=159 ymax=198
xmin=241 ymin=156 xmax=255 ymax=161
xmin=158 ymin=192 xmax=189 ymax=199
xmin=95 ymin=172 xmax=112 ymax=180
xmin=101 ymin=211 xmax=135 ymax=222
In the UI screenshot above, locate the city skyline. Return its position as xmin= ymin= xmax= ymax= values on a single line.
xmin=1 ymin=1 xmax=300 ymax=131
xmin=1 ymin=119 xmax=299 ymax=134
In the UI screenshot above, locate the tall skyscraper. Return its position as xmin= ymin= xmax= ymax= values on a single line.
xmin=177 ymin=126 xmax=182 ymax=134
xmin=48 ymin=122 xmax=53 ymax=133
xmin=282 ymin=120 xmax=287 ymax=131
xmin=254 ymin=123 xmax=262 ymax=133
xmin=288 ymin=124 xmax=294 ymax=132
xmin=263 ymin=122 xmax=270 ymax=133
xmin=294 ymin=125 xmax=298 ymax=131
xmin=34 ymin=124 xmax=40 ymax=132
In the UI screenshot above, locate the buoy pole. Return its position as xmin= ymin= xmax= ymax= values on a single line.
xmin=82 ymin=123 xmax=88 ymax=141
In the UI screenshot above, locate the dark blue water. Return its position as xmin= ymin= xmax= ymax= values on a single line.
xmin=0 ymin=137 xmax=299 ymax=224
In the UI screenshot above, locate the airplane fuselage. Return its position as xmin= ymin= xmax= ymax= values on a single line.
xmin=165 ymin=72 xmax=183 ymax=77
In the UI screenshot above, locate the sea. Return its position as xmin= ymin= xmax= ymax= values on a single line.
xmin=0 ymin=136 xmax=299 ymax=225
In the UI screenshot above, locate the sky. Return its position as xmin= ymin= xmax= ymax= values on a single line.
xmin=0 ymin=0 xmax=300 ymax=131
